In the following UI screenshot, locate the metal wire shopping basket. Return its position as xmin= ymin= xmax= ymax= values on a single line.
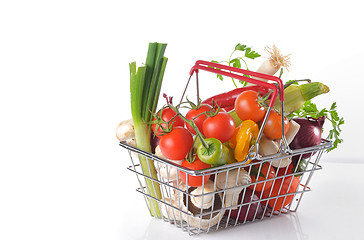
xmin=119 ymin=60 xmax=333 ymax=235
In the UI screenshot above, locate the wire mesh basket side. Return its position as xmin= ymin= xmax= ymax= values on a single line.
xmin=121 ymin=140 xmax=330 ymax=235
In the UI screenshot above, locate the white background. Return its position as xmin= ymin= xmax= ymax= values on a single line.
xmin=1 ymin=0 xmax=363 ymax=239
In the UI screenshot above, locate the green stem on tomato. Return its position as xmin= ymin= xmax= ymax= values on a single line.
xmin=167 ymin=104 xmax=210 ymax=149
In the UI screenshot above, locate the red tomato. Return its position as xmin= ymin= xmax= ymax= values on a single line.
xmin=185 ymin=104 xmax=212 ymax=135
xmin=152 ymin=107 xmax=184 ymax=137
xmin=234 ymin=90 xmax=266 ymax=122
xmin=263 ymin=110 xmax=289 ymax=139
xmin=249 ymin=162 xmax=276 ymax=192
xmin=159 ymin=127 xmax=193 ymax=160
xmin=202 ymin=112 xmax=235 ymax=143
xmin=262 ymin=175 xmax=300 ymax=211
xmin=179 ymin=157 xmax=211 ymax=187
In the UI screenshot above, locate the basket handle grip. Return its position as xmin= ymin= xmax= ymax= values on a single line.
xmin=189 ymin=60 xmax=284 ymax=107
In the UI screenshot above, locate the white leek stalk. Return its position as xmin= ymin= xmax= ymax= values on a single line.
xmin=129 ymin=43 xmax=168 ymax=217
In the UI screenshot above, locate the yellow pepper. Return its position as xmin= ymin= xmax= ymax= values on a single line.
xmin=233 ymin=120 xmax=259 ymax=163
xmin=228 ymin=126 xmax=240 ymax=149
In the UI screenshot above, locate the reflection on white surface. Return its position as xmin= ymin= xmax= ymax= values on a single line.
xmin=139 ymin=213 xmax=309 ymax=240
xmin=119 ymin=162 xmax=364 ymax=240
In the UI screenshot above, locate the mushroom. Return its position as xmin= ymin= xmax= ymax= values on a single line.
xmin=259 ymin=135 xmax=292 ymax=168
xmin=160 ymin=198 xmax=182 ymax=222
xmin=284 ymin=120 xmax=301 ymax=145
xmin=258 ymin=120 xmax=301 ymax=168
xmin=116 ymin=119 xmax=135 ymax=142
xmin=271 ymin=154 xmax=292 ymax=168
xmin=215 ymin=168 xmax=251 ymax=209
xmin=175 ymin=180 xmax=225 ymax=230
xmin=154 ymin=145 xmax=183 ymax=181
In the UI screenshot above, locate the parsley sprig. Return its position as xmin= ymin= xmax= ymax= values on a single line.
xmin=289 ymin=100 xmax=344 ymax=152
xmin=212 ymin=43 xmax=261 ymax=87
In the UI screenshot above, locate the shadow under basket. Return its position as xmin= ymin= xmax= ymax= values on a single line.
xmin=119 ymin=139 xmax=332 ymax=236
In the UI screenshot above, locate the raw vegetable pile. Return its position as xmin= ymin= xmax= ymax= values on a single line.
xmin=117 ymin=42 xmax=344 ymax=227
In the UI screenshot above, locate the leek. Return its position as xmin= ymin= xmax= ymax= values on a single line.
xmin=129 ymin=42 xmax=168 ymax=217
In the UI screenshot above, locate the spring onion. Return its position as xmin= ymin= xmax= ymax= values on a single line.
xmin=129 ymin=42 xmax=168 ymax=217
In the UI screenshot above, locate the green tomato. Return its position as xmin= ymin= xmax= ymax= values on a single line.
xmin=197 ymin=138 xmax=223 ymax=165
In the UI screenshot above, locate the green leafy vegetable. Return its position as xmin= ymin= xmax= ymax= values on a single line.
xmin=211 ymin=43 xmax=261 ymax=87
xmin=289 ymin=100 xmax=344 ymax=152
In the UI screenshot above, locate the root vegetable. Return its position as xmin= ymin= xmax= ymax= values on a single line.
xmin=256 ymin=44 xmax=291 ymax=77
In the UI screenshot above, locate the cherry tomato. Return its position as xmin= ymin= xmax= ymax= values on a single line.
xmin=152 ymin=107 xmax=184 ymax=137
xmin=159 ymin=127 xmax=193 ymax=160
xmin=248 ymin=162 xmax=276 ymax=192
xmin=185 ymin=104 xmax=212 ymax=135
xmin=202 ymin=112 xmax=235 ymax=143
xmin=234 ymin=90 xmax=266 ymax=122
xmin=179 ymin=156 xmax=211 ymax=187
xmin=262 ymin=176 xmax=300 ymax=211
xmin=263 ymin=110 xmax=290 ymax=140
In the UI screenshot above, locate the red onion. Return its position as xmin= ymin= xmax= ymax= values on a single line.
xmin=289 ymin=116 xmax=325 ymax=160
xmin=226 ymin=188 xmax=264 ymax=222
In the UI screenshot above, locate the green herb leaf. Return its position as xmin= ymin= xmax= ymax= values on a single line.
xmin=235 ymin=43 xmax=247 ymax=51
xmin=230 ymin=58 xmax=241 ymax=69
xmin=244 ymin=47 xmax=261 ymax=59
xmin=211 ymin=43 xmax=261 ymax=87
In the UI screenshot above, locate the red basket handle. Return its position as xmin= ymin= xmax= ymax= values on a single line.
xmin=188 ymin=60 xmax=290 ymax=160
xmin=189 ymin=60 xmax=284 ymax=107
